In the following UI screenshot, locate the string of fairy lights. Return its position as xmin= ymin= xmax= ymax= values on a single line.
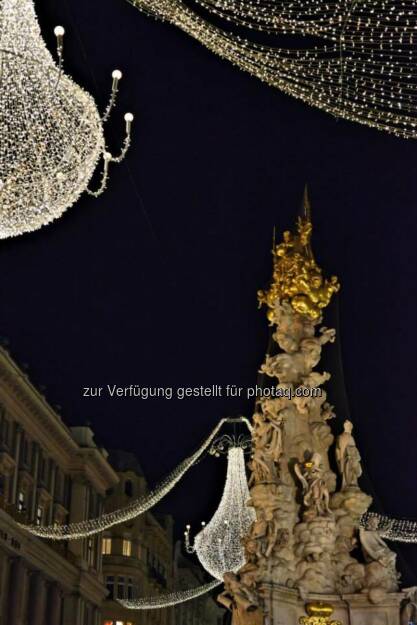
xmin=19 ymin=413 xmax=417 ymax=611
xmin=126 ymin=0 xmax=417 ymax=138
xmin=21 ymin=415 xmax=417 ymax=546
xmin=119 ymin=579 xmax=222 ymax=610
xmin=361 ymin=512 xmax=417 ymax=544
xmin=20 ymin=418 xmax=232 ymax=540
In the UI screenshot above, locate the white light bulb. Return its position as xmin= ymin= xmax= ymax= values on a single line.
xmin=124 ymin=112 xmax=134 ymax=123
xmin=54 ymin=25 xmax=65 ymax=37
xmin=112 ymin=69 xmax=122 ymax=81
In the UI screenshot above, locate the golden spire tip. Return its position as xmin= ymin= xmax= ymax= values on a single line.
xmin=303 ymin=184 xmax=311 ymax=220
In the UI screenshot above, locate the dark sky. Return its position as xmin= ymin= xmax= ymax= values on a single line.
xmin=1 ymin=0 xmax=417 ymax=582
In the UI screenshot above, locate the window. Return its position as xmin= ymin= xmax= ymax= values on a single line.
xmin=1 ymin=417 xmax=9 ymax=447
xmin=127 ymin=577 xmax=134 ymax=600
xmin=22 ymin=438 xmax=30 ymax=466
xmin=122 ymin=538 xmax=132 ymax=557
xmin=35 ymin=506 xmax=43 ymax=526
xmin=117 ymin=576 xmax=125 ymax=599
xmin=124 ymin=479 xmax=133 ymax=497
xmin=17 ymin=491 xmax=25 ymax=512
xmin=102 ymin=537 xmax=112 ymax=555
xmin=87 ymin=537 xmax=94 ymax=565
xmin=105 ymin=575 xmax=115 ymax=600
xmin=39 ymin=456 xmax=47 ymax=483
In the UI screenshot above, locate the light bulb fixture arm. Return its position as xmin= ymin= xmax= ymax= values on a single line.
xmin=109 ymin=113 xmax=134 ymax=163
xmin=86 ymin=152 xmax=112 ymax=197
xmin=53 ymin=26 xmax=65 ymax=89
xmin=102 ymin=70 xmax=123 ymax=123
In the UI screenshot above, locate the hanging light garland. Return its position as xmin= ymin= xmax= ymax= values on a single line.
xmin=0 ymin=0 xmax=133 ymax=239
xmin=119 ymin=579 xmax=222 ymax=610
xmin=127 ymin=0 xmax=417 ymax=138
xmin=20 ymin=417 xmax=241 ymax=540
xmin=361 ymin=512 xmax=417 ymax=544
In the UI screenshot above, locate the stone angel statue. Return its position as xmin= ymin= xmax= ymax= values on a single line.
xmin=359 ymin=516 xmax=397 ymax=570
xmin=335 ymin=420 xmax=362 ymax=489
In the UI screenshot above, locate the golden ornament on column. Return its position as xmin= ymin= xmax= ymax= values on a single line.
xmin=299 ymin=602 xmax=342 ymax=625
xmin=258 ymin=187 xmax=340 ymax=321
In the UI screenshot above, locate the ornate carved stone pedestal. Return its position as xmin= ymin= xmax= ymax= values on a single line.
xmin=261 ymin=584 xmax=405 ymax=625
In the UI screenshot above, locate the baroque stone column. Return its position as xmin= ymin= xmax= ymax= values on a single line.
xmin=67 ymin=479 xmax=88 ymax=562
xmin=11 ymin=425 xmax=22 ymax=504
xmin=62 ymin=592 xmax=82 ymax=625
xmin=221 ymin=198 xmax=402 ymax=625
xmin=46 ymin=582 xmax=63 ymax=625
xmin=0 ymin=553 xmax=12 ymax=618
xmin=30 ymin=443 xmax=40 ymax=520
xmin=7 ymin=557 xmax=27 ymax=624
xmin=28 ymin=570 xmax=48 ymax=625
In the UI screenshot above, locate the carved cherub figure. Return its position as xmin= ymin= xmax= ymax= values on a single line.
xmin=260 ymin=353 xmax=304 ymax=384
xmin=295 ymin=452 xmax=331 ymax=517
xmin=217 ymin=572 xmax=259 ymax=613
xmin=248 ymin=508 xmax=281 ymax=559
xmin=321 ymin=402 xmax=335 ymax=421
xmin=248 ymin=447 xmax=278 ymax=485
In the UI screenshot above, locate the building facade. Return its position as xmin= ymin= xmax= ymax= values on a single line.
xmin=101 ymin=450 xmax=175 ymax=625
xmin=0 ymin=345 xmax=225 ymax=625
xmin=0 ymin=346 xmax=118 ymax=625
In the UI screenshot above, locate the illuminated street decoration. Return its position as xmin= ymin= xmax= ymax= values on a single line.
xmin=185 ymin=444 xmax=255 ymax=580
xmin=0 ymin=0 xmax=133 ymax=239
xmin=20 ymin=417 xmax=242 ymax=539
xmin=127 ymin=0 xmax=417 ymax=138
xmin=119 ymin=579 xmax=222 ymax=610
xmin=360 ymin=512 xmax=417 ymax=544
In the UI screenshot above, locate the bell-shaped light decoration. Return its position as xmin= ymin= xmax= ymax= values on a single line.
xmin=185 ymin=446 xmax=255 ymax=580
xmin=0 ymin=0 xmax=133 ymax=238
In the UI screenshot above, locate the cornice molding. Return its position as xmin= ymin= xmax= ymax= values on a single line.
xmin=0 ymin=349 xmax=117 ymax=493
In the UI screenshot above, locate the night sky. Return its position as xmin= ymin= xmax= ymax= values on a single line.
xmin=1 ymin=0 xmax=417 ymax=583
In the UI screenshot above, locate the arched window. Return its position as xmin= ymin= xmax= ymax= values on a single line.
xmin=124 ymin=480 xmax=133 ymax=497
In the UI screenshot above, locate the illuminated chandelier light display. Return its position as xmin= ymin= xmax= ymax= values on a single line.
xmin=127 ymin=0 xmax=417 ymax=138
xmin=121 ymin=439 xmax=254 ymax=611
xmin=0 ymin=0 xmax=133 ymax=239
xmin=185 ymin=443 xmax=256 ymax=581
